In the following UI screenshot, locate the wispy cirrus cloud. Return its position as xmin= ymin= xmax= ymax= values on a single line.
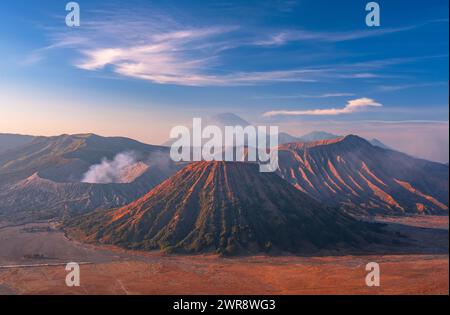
xmin=254 ymin=26 xmax=416 ymax=46
xmin=255 ymin=19 xmax=448 ymax=46
xmin=32 ymin=7 xmax=445 ymax=87
xmin=378 ymin=82 xmax=447 ymax=92
xmin=253 ymin=92 xmax=355 ymax=99
xmin=45 ymin=19 xmax=330 ymax=86
xmin=263 ymin=97 xmax=383 ymax=117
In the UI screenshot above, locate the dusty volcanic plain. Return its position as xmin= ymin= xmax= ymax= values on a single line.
xmin=0 ymin=216 xmax=448 ymax=295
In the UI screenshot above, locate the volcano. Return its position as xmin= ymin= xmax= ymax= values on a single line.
xmin=69 ymin=161 xmax=382 ymax=255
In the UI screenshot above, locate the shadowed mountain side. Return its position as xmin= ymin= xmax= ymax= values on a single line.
xmin=67 ymin=161 xmax=388 ymax=256
xmin=277 ymin=135 xmax=449 ymax=215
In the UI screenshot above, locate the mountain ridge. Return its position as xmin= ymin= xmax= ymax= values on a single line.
xmin=277 ymin=135 xmax=448 ymax=215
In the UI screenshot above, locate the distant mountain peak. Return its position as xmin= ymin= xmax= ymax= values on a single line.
xmin=369 ymin=138 xmax=391 ymax=150
xmin=206 ymin=112 xmax=251 ymax=126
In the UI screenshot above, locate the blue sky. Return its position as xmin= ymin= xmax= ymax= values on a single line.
xmin=0 ymin=0 xmax=448 ymax=161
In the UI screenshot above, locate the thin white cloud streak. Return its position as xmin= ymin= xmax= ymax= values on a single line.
xmin=253 ymin=92 xmax=355 ymax=99
xmin=255 ymin=26 xmax=416 ymax=46
xmin=378 ymin=82 xmax=447 ymax=92
xmin=263 ymin=97 xmax=383 ymax=117
xmin=22 ymin=35 xmax=89 ymax=65
xmin=255 ymin=19 xmax=448 ymax=46
xmin=359 ymin=120 xmax=449 ymax=124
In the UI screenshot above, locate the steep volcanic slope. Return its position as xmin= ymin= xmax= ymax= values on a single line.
xmin=69 ymin=161 xmax=383 ymax=255
xmin=0 ymin=134 xmax=182 ymax=220
xmin=277 ymin=135 xmax=449 ymax=215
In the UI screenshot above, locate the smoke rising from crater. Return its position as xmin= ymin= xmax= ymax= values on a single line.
xmin=82 ymin=151 xmax=138 ymax=184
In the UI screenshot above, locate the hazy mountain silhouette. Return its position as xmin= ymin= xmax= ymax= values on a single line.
xmin=369 ymin=138 xmax=391 ymax=150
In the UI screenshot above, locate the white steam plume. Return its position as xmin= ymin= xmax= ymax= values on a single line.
xmin=82 ymin=151 xmax=138 ymax=184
